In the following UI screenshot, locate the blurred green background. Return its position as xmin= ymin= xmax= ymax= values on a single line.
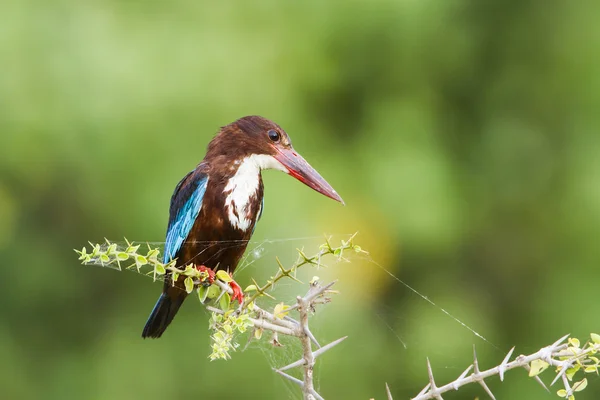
xmin=2 ymin=0 xmax=599 ymax=399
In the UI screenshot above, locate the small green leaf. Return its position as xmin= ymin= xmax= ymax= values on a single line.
xmin=207 ymin=284 xmax=220 ymax=299
xmin=216 ymin=270 xmax=232 ymax=282
xmin=90 ymin=244 xmax=101 ymax=257
xmin=126 ymin=244 xmax=140 ymax=254
xmin=574 ymin=377 xmax=587 ymax=391
xmin=569 ymin=338 xmax=581 ymax=348
xmin=557 ymin=389 xmax=567 ymax=398
xmin=591 ymin=333 xmax=600 ymax=345
xmin=255 ymin=328 xmax=263 ymax=340
xmin=566 ymin=365 xmax=580 ymax=381
xmin=147 ymin=248 xmax=160 ymax=260
xmin=584 ymin=366 xmax=597 ymax=373
xmin=219 ymin=292 xmax=231 ymax=310
xmin=244 ymin=285 xmax=257 ymax=292
xmin=99 ymin=254 xmax=110 ymax=264
xmin=135 ymin=255 xmax=148 ymax=266
xmin=198 ymin=286 xmax=209 ymax=302
xmin=154 ymin=263 xmax=166 ymax=275
xmin=106 ymin=243 xmax=117 ymax=255
xmin=171 ymin=272 xmax=179 ymax=286
xmin=273 ymin=302 xmax=290 ymax=319
xmin=529 ymin=359 xmax=549 ymax=377
xmin=184 ymin=277 xmax=194 ymax=293
xmin=116 ymin=252 xmax=129 ymax=261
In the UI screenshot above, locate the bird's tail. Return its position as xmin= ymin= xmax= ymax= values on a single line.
xmin=142 ymin=292 xmax=184 ymax=338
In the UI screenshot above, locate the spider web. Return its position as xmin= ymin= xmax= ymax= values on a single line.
xmin=84 ymin=233 xmax=498 ymax=397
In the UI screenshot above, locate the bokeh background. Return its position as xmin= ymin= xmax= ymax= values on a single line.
xmin=2 ymin=1 xmax=599 ymax=399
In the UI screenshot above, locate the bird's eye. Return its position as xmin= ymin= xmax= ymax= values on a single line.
xmin=268 ymin=130 xmax=280 ymax=142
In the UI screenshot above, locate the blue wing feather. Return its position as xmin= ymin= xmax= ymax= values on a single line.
xmin=163 ymin=171 xmax=209 ymax=263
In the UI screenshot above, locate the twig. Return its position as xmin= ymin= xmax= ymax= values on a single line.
xmin=411 ymin=334 xmax=600 ymax=400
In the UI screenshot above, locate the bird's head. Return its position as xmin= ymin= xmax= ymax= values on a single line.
xmin=206 ymin=116 xmax=344 ymax=204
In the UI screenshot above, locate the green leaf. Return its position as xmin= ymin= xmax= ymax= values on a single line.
xmin=99 ymin=254 xmax=110 ymax=264
xmin=584 ymin=366 xmax=597 ymax=373
xmin=184 ymin=277 xmax=194 ymax=293
xmin=273 ymin=302 xmax=290 ymax=319
xmin=219 ymin=292 xmax=231 ymax=310
xmin=154 ymin=263 xmax=166 ymax=275
xmin=557 ymin=389 xmax=567 ymax=398
xmin=574 ymin=378 xmax=587 ymax=392
xmin=126 ymin=243 xmax=140 ymax=254
xmin=146 ymin=248 xmax=160 ymax=260
xmin=106 ymin=243 xmax=117 ymax=255
xmin=255 ymin=328 xmax=263 ymax=340
xmin=569 ymin=338 xmax=581 ymax=348
xmin=171 ymin=272 xmax=179 ymax=286
xmin=591 ymin=333 xmax=600 ymax=345
xmin=135 ymin=255 xmax=148 ymax=266
xmin=198 ymin=286 xmax=209 ymax=303
xmin=529 ymin=359 xmax=549 ymax=377
xmin=216 ymin=270 xmax=232 ymax=282
xmin=207 ymin=284 xmax=220 ymax=299
xmin=116 ymin=252 xmax=129 ymax=261
xmin=566 ymin=365 xmax=580 ymax=381
xmin=244 ymin=285 xmax=257 ymax=292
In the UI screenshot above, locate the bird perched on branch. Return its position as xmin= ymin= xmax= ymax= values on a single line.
xmin=142 ymin=116 xmax=344 ymax=338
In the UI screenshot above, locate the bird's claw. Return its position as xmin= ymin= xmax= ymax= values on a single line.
xmin=195 ymin=265 xmax=216 ymax=286
xmin=228 ymin=276 xmax=244 ymax=304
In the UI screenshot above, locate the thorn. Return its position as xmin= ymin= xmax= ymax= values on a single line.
xmin=297 ymin=248 xmax=312 ymax=263
xmin=283 ymin=315 xmax=300 ymax=325
xmin=273 ymin=369 xmax=303 ymax=387
xmin=472 ymin=345 xmax=496 ymax=400
xmin=416 ymin=383 xmax=431 ymax=397
xmin=309 ymin=389 xmax=325 ymax=400
xmin=313 ymin=336 xmax=347 ymax=358
xmin=551 ymin=333 xmax=571 ymax=349
xmin=385 ymin=383 xmax=393 ymax=400
xmin=499 ymin=347 xmax=515 ymax=381
xmin=278 ymin=357 xmax=305 ymax=372
xmin=533 ymin=375 xmax=550 ymax=393
xmin=304 ymin=327 xmax=321 ymax=348
xmin=453 ymin=365 xmax=473 ymax=390
xmin=426 ymin=358 xmax=443 ymax=399
xmin=278 ymin=337 xmax=347 ymax=372
xmin=551 ymin=360 xmax=571 ymax=387
xmin=472 ymin=345 xmax=480 ymax=373
xmin=276 ymin=257 xmax=286 ymax=273
xmin=478 ymin=379 xmax=496 ymax=400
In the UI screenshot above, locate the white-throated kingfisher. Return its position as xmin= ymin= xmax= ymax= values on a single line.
xmin=142 ymin=116 xmax=343 ymax=338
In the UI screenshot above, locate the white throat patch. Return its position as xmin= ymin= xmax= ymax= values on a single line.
xmin=223 ymin=154 xmax=287 ymax=231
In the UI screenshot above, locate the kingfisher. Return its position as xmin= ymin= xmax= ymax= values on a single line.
xmin=142 ymin=116 xmax=344 ymax=338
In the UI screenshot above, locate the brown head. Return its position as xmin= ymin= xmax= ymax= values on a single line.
xmin=205 ymin=116 xmax=344 ymax=204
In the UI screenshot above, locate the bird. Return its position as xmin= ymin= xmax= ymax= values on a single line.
xmin=142 ymin=116 xmax=344 ymax=338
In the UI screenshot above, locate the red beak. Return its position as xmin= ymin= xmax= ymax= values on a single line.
xmin=273 ymin=147 xmax=344 ymax=205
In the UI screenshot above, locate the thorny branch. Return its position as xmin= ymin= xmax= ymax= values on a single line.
xmin=77 ymin=235 xmax=363 ymax=400
xmin=384 ymin=333 xmax=600 ymax=400
xmin=214 ymin=278 xmax=345 ymax=400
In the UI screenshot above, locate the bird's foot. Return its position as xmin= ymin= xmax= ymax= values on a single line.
xmin=195 ymin=265 xmax=216 ymax=286
xmin=228 ymin=275 xmax=244 ymax=304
